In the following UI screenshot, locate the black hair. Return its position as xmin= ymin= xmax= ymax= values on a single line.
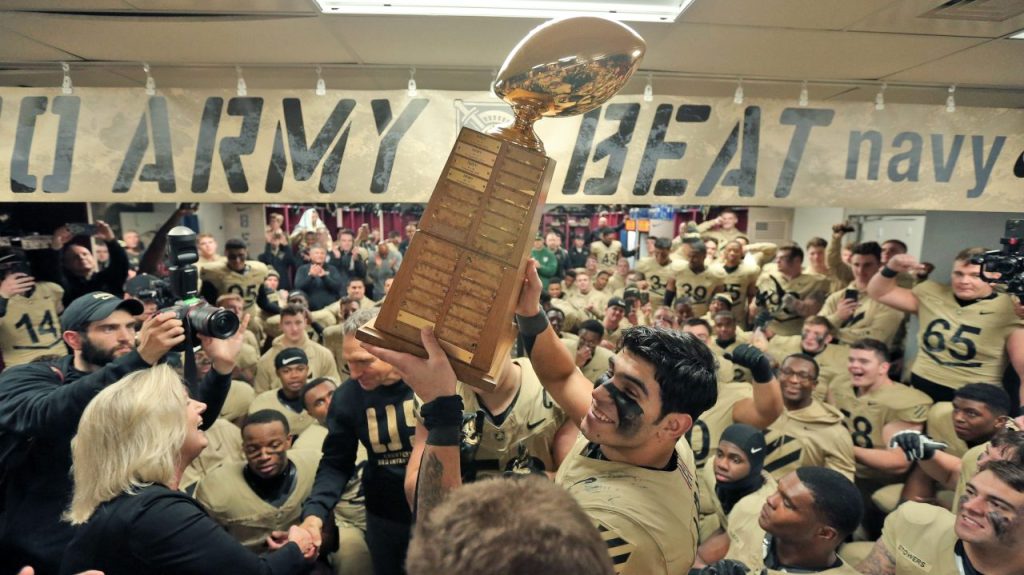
xmin=565 ymin=269 xmax=577 ymax=279
xmin=683 ymin=238 xmax=706 ymax=254
xmin=618 ymin=326 xmax=718 ymax=421
xmin=654 ymin=237 xmax=672 ymax=250
xmin=682 ymin=318 xmax=712 ymax=333
xmin=347 ymin=276 xmax=366 ymax=286
xmin=849 ymin=338 xmax=889 ymax=362
xmin=990 ymin=429 xmax=1024 ymax=464
xmin=243 ymin=409 xmax=291 ymax=435
xmin=280 ymin=304 xmax=308 ymax=319
xmin=955 ymin=384 xmax=1012 ymax=417
xmin=978 ymin=459 xmax=1024 ymax=493
xmin=780 ymin=244 xmax=804 ymax=262
xmin=783 ymin=353 xmax=820 ymax=379
xmin=300 ymin=377 xmax=337 ymax=407
xmin=546 ymin=307 xmax=566 ymax=320
xmin=578 ymin=319 xmax=605 ymax=338
xmin=851 ymin=241 xmax=882 ymax=260
xmin=794 ymin=467 xmax=863 ymax=539
xmin=225 ymin=238 xmax=247 ymax=251
xmin=884 ymin=239 xmax=909 ymax=252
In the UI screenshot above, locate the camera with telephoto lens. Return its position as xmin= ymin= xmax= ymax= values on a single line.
xmin=973 ymin=219 xmax=1024 ymax=298
xmin=159 ymin=226 xmax=240 ymax=351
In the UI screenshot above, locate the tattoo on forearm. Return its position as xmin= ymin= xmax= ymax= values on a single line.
xmin=856 ymin=542 xmax=896 ymax=575
xmin=417 ymin=451 xmax=446 ymax=517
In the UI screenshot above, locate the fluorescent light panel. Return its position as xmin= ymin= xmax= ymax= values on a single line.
xmin=1010 ymin=28 xmax=1024 ymax=38
xmin=314 ymin=0 xmax=696 ymax=22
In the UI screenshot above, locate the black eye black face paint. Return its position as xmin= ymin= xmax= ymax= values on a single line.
xmin=601 ymin=381 xmax=644 ymax=436
xmin=987 ymin=510 xmax=1016 ymax=542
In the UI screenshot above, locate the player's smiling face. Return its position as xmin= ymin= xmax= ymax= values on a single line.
xmin=583 ymin=350 xmax=664 ymax=447
xmin=847 ymin=348 xmax=885 ymax=388
xmin=956 ymin=470 xmax=1024 ymax=546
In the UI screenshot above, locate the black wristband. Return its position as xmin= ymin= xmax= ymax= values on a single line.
xmin=515 ymin=310 xmax=549 ymax=337
xmin=421 ymin=395 xmax=464 ymax=446
xmin=880 ymin=266 xmax=899 ymax=278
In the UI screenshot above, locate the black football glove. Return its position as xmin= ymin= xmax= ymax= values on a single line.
xmin=695 ymin=559 xmax=751 ymax=575
xmin=889 ymin=430 xmax=947 ymax=462
xmin=725 ymin=344 xmax=773 ymax=384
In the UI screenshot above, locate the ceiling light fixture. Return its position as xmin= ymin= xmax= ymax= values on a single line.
xmin=315 ymin=65 xmax=326 ymax=96
xmin=61 ymin=62 xmax=73 ymax=95
xmin=874 ymin=82 xmax=886 ymax=111
xmin=407 ymin=67 xmax=418 ymax=97
xmin=1010 ymin=28 xmax=1024 ymax=39
xmin=312 ymin=0 xmax=698 ymax=23
xmin=643 ymin=73 xmax=653 ymax=103
xmin=946 ymin=84 xmax=956 ymax=112
xmin=798 ymin=80 xmax=808 ymax=107
xmin=235 ymin=66 xmax=248 ymax=97
xmin=733 ymin=78 xmax=744 ymax=105
xmin=143 ymin=63 xmax=156 ymax=96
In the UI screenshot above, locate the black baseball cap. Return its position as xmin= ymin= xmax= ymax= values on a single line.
xmin=62 ymin=291 xmax=145 ymax=332
xmin=607 ymin=297 xmax=627 ymax=310
xmin=275 ymin=347 xmax=309 ymax=370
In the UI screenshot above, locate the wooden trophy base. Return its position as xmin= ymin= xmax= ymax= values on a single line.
xmin=355 ymin=127 xmax=553 ymax=391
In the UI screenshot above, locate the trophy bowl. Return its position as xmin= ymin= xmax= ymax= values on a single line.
xmin=491 ymin=16 xmax=647 ymax=152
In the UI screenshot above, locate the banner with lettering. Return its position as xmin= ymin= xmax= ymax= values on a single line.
xmin=0 ymin=88 xmax=1021 ymax=210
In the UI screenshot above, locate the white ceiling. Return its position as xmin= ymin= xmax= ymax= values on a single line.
xmin=0 ymin=0 xmax=1022 ymax=107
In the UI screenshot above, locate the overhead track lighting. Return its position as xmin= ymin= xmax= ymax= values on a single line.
xmin=643 ymin=73 xmax=653 ymax=103
xmin=798 ymin=80 xmax=808 ymax=107
xmin=946 ymin=85 xmax=956 ymax=113
xmin=315 ymin=65 xmax=326 ymax=96
xmin=733 ymin=78 xmax=744 ymax=105
xmin=143 ymin=63 xmax=156 ymax=96
xmin=312 ymin=0 xmax=699 ymax=23
xmin=236 ymin=66 xmax=248 ymax=97
xmin=407 ymin=67 xmax=418 ymax=97
xmin=61 ymin=62 xmax=73 ymax=95
xmin=874 ymin=83 xmax=886 ymax=111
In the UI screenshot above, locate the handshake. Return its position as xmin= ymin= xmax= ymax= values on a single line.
xmin=889 ymin=430 xmax=948 ymax=462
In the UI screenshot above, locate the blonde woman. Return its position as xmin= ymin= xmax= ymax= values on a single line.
xmin=60 ymin=365 xmax=316 ymax=575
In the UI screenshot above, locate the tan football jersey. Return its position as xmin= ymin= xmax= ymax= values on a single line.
xmin=834 ymin=384 xmax=932 ymax=480
xmin=694 ymin=223 xmax=747 ymax=247
xmin=550 ymin=297 xmax=587 ymax=334
xmin=566 ymin=289 xmax=610 ymax=319
xmin=449 ymin=358 xmax=566 ymax=478
xmin=763 ymin=400 xmax=856 ymax=481
xmin=253 ymin=338 xmax=341 ymax=394
xmin=710 ymin=471 xmax=778 ymax=573
xmin=765 ymin=337 xmax=850 ymax=403
xmin=686 ymin=381 xmax=753 ymax=469
xmin=248 ymin=389 xmax=317 ymax=436
xmin=821 ymin=284 xmax=905 ymax=347
xmin=200 ymin=259 xmax=271 ymax=312
xmin=591 ymin=240 xmax=623 ymax=272
xmin=180 ymin=418 xmax=243 ymax=491
xmin=672 ymin=264 xmax=724 ymax=318
xmin=755 ymin=272 xmax=830 ymax=336
xmin=911 ymin=281 xmax=1023 ymax=389
xmin=194 ymin=449 xmax=320 ymax=551
xmin=925 ymin=402 xmax=970 ymax=458
xmin=220 ymin=380 xmax=256 ymax=422
xmin=607 ymin=274 xmax=628 ymax=294
xmin=0 ymin=282 xmax=64 ymax=366
xmin=320 ymin=324 xmax=350 ymax=381
xmin=709 ymin=262 xmax=760 ymax=326
xmin=880 ymin=502 xmax=959 ymax=575
xmin=557 ymin=434 xmax=700 ymax=575
xmin=635 ymin=256 xmax=680 ymax=308
xmin=562 ymin=338 xmax=615 ymax=385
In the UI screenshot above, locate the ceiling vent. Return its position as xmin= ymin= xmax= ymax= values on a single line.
xmin=922 ymin=0 xmax=1024 ymax=22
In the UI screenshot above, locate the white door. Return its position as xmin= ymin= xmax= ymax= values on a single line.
xmin=855 ymin=215 xmax=926 ymax=260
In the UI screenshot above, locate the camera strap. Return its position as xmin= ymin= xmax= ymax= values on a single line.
xmin=183 ymin=326 xmax=199 ymax=398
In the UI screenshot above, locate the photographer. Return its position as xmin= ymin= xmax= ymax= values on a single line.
xmin=0 ymin=247 xmax=65 ymax=368
xmin=35 ymin=221 xmax=130 ymax=307
xmin=0 ymin=291 xmax=249 ymax=575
